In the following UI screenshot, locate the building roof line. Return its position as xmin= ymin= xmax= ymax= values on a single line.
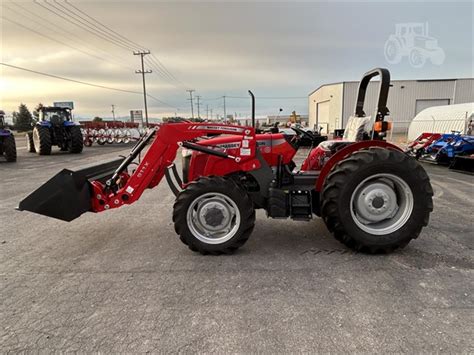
xmin=308 ymin=77 xmax=474 ymax=97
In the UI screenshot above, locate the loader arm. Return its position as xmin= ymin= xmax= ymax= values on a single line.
xmin=19 ymin=123 xmax=260 ymax=221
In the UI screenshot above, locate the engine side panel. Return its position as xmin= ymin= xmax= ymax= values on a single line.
xmin=185 ymin=133 xmax=297 ymax=182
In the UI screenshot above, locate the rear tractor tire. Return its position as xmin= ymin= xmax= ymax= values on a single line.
xmin=173 ymin=176 xmax=255 ymax=255
xmin=26 ymin=132 xmax=35 ymax=152
xmin=68 ymin=126 xmax=83 ymax=154
xmin=33 ymin=126 xmax=52 ymax=155
xmin=3 ymin=135 xmax=17 ymax=162
xmin=321 ymin=147 xmax=433 ymax=253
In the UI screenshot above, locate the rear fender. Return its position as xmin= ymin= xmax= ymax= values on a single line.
xmin=63 ymin=121 xmax=78 ymax=127
xmin=315 ymin=140 xmax=402 ymax=192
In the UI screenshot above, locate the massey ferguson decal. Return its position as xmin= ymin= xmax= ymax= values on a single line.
xmin=191 ymin=125 xmax=245 ymax=133
xmin=216 ymin=142 xmax=241 ymax=149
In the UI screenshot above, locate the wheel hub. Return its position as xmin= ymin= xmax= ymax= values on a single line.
xmin=355 ymin=182 xmax=398 ymax=223
xmin=198 ymin=201 xmax=231 ymax=231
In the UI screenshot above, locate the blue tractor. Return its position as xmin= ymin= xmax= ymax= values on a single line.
xmin=27 ymin=106 xmax=83 ymax=155
xmin=0 ymin=110 xmax=17 ymax=162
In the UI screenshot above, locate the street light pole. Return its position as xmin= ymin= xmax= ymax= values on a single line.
xmin=134 ymin=50 xmax=152 ymax=126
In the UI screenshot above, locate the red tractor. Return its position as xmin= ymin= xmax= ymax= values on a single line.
xmin=19 ymin=68 xmax=433 ymax=255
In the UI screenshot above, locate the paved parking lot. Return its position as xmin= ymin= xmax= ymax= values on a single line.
xmin=1 ymin=136 xmax=473 ymax=352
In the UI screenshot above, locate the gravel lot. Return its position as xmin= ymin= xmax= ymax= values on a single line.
xmin=1 ymin=136 xmax=473 ymax=353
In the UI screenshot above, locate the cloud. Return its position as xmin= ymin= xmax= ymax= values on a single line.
xmin=1 ymin=1 xmax=472 ymax=118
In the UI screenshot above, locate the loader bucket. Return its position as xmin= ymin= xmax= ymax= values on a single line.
xmin=18 ymin=158 xmax=123 ymax=221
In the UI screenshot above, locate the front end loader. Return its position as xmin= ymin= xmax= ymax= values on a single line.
xmin=18 ymin=68 xmax=433 ymax=254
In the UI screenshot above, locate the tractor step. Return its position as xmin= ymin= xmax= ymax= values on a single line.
xmin=18 ymin=158 xmax=123 ymax=221
xmin=290 ymin=190 xmax=312 ymax=220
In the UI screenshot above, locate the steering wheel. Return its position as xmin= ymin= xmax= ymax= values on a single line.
xmin=291 ymin=126 xmax=315 ymax=141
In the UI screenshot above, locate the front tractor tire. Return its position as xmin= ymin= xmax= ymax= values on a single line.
xmin=26 ymin=132 xmax=35 ymax=152
xmin=3 ymin=135 xmax=17 ymax=162
xmin=173 ymin=176 xmax=255 ymax=255
xmin=68 ymin=126 xmax=83 ymax=154
xmin=321 ymin=147 xmax=433 ymax=254
xmin=33 ymin=126 xmax=52 ymax=155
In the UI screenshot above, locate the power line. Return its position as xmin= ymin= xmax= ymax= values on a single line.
xmin=34 ymin=0 xmax=133 ymax=52
xmin=63 ymin=0 xmax=146 ymax=51
xmin=3 ymin=3 xmax=134 ymax=71
xmin=1 ymin=62 xmax=141 ymax=94
xmin=34 ymin=1 xmax=189 ymax=100
xmin=51 ymin=0 xmax=140 ymax=52
xmin=144 ymin=57 xmax=186 ymax=91
xmin=1 ymin=62 xmax=178 ymax=109
xmin=51 ymin=1 xmax=188 ymax=90
xmin=149 ymin=53 xmax=188 ymax=89
xmin=1 ymin=16 xmax=114 ymax=64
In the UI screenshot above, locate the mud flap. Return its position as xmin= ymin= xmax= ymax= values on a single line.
xmin=18 ymin=158 xmax=123 ymax=221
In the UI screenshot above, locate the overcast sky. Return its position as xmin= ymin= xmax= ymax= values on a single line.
xmin=1 ymin=1 xmax=473 ymax=120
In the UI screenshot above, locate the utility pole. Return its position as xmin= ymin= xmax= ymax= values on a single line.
xmin=210 ymin=108 xmax=213 ymax=120
xmin=186 ymin=89 xmax=195 ymax=118
xmin=196 ymin=95 xmax=201 ymax=118
xmin=134 ymin=50 xmax=152 ymax=126
xmin=206 ymin=104 xmax=209 ymax=120
xmin=111 ymin=104 xmax=116 ymax=121
xmin=222 ymin=96 xmax=227 ymax=122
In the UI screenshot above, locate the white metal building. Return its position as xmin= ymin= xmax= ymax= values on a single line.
xmin=308 ymin=78 xmax=474 ymax=134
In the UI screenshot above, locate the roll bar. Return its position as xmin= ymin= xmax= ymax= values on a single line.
xmin=354 ymin=68 xmax=391 ymax=121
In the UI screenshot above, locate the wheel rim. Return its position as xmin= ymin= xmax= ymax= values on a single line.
xmin=350 ymin=173 xmax=414 ymax=235
xmin=186 ymin=192 xmax=241 ymax=244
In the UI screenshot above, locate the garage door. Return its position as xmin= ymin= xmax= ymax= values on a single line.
xmin=317 ymin=101 xmax=330 ymax=134
xmin=415 ymin=99 xmax=450 ymax=115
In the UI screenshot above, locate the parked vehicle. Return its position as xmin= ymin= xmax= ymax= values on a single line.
xmin=0 ymin=110 xmax=16 ymax=162
xmin=19 ymin=68 xmax=433 ymax=255
xmin=421 ymin=134 xmax=474 ymax=165
xmin=28 ymin=106 xmax=83 ymax=155
xmin=405 ymin=132 xmax=442 ymax=159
